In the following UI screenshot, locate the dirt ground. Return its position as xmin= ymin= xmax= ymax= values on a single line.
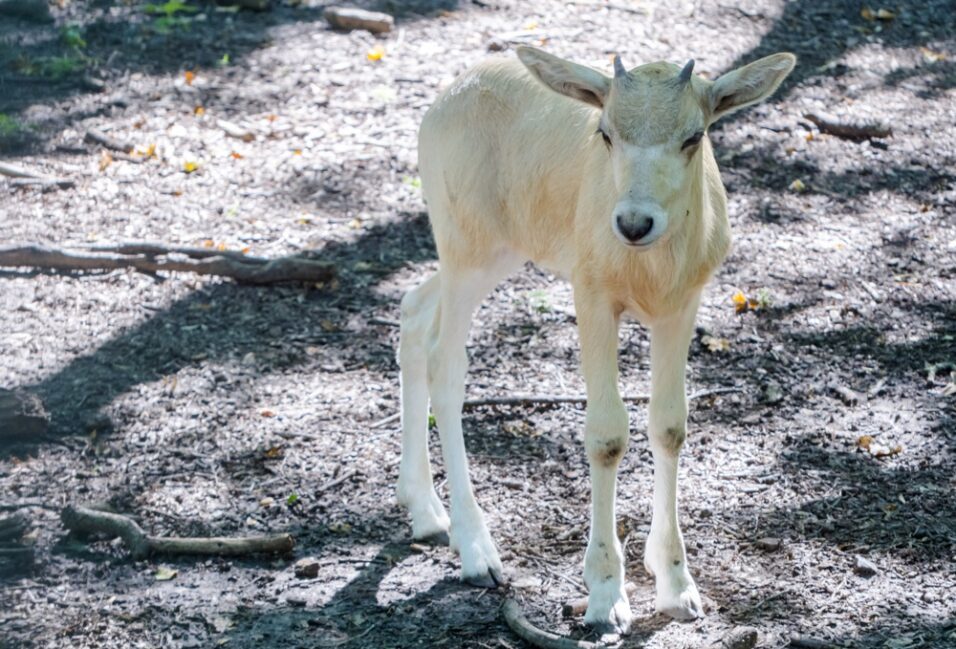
xmin=1 ymin=0 xmax=954 ymax=647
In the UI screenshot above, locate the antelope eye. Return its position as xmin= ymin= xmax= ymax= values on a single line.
xmin=597 ymin=127 xmax=612 ymax=149
xmin=681 ymin=131 xmax=704 ymax=150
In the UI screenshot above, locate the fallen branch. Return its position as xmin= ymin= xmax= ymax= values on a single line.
xmin=0 ymin=243 xmax=335 ymax=285
xmin=0 ymin=162 xmax=74 ymax=190
xmin=324 ymin=6 xmax=394 ymax=34
xmin=562 ymin=582 xmax=638 ymax=618
xmin=503 ymin=598 xmax=604 ymax=649
xmin=804 ymin=113 xmax=891 ymax=141
xmin=61 ymin=505 xmax=294 ymax=559
xmin=84 ymin=129 xmax=134 ymax=153
xmin=9 ymin=177 xmax=75 ymax=190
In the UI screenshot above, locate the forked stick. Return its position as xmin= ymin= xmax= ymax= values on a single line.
xmin=61 ymin=505 xmax=294 ymax=559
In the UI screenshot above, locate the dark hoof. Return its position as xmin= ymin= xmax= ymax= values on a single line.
xmin=417 ymin=530 xmax=450 ymax=547
xmin=587 ymin=621 xmax=626 ymax=639
xmin=463 ymin=567 xmax=507 ymax=589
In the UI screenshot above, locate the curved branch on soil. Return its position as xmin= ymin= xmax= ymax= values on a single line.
xmin=503 ymin=598 xmax=607 ymax=649
xmin=0 ymin=244 xmax=335 ymax=285
xmin=61 ymin=505 xmax=294 ymax=560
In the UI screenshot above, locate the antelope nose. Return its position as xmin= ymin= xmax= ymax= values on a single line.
xmin=616 ymin=213 xmax=654 ymax=244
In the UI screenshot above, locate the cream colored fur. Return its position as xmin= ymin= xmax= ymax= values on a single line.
xmin=397 ymin=46 xmax=795 ymax=633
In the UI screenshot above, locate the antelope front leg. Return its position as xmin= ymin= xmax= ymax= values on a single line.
xmin=644 ymin=291 xmax=704 ymax=620
xmin=574 ymin=285 xmax=632 ymax=635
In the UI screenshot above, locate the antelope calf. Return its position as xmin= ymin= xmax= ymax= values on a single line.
xmin=396 ymin=46 xmax=795 ymax=633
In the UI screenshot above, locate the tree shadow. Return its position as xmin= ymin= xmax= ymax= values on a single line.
xmin=0 ymin=209 xmax=434 ymax=454
xmin=0 ymin=0 xmax=465 ymax=153
xmin=718 ymin=0 xmax=956 ymax=107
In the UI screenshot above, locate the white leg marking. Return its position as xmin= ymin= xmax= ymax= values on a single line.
xmin=644 ymin=290 xmax=704 ymax=620
xmin=397 ymin=274 xmax=449 ymax=540
xmin=575 ymin=284 xmax=633 ymax=634
xmin=427 ymin=257 xmax=519 ymax=586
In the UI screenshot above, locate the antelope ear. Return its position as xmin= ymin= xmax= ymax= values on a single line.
xmin=516 ymin=46 xmax=611 ymax=108
xmin=708 ymin=53 xmax=796 ymax=122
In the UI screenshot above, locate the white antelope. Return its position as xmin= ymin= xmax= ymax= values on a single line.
xmin=396 ymin=46 xmax=795 ymax=633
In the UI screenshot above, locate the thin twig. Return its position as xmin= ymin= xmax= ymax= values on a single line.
xmin=315 ymin=469 xmax=359 ymax=495
xmin=84 ymin=129 xmax=134 ymax=153
xmin=464 ymin=386 xmax=740 ymax=409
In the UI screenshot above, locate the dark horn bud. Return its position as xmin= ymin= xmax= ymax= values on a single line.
xmin=678 ymin=59 xmax=695 ymax=84
xmin=613 ymin=55 xmax=627 ymax=79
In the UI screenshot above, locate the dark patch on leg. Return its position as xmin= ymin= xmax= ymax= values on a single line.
xmin=660 ymin=426 xmax=686 ymax=455
xmin=597 ymin=439 xmax=625 ymax=467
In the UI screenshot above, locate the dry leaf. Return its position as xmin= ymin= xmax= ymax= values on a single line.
xmin=292 ymin=148 xmax=302 ymax=156
xmin=857 ymin=434 xmax=873 ymax=450
xmin=183 ymin=160 xmax=199 ymax=173
xmin=260 ymin=409 xmax=276 ymax=418
xmin=860 ymin=6 xmax=875 ymax=21
xmin=701 ymin=335 xmax=731 ymax=353
xmin=202 ymin=239 xmax=215 ymax=248
xmin=919 ymin=47 xmax=947 ymax=63
xmin=154 ymin=566 xmax=178 ymax=581
xmin=138 ymin=142 xmax=157 ymax=159
xmin=263 ymin=446 xmax=283 ymax=458
xmin=98 ymin=150 xmax=113 ymax=171
xmin=523 ymin=19 xmax=538 ymax=30
xmin=230 ymin=151 xmax=244 ymax=159
xmin=732 ymin=290 xmax=748 ymax=314
xmin=876 ymin=8 xmax=895 ymax=20
xmin=194 ymin=105 xmax=205 ymax=116
xmin=366 ymin=44 xmax=385 ymax=61
xmin=184 ymin=70 xmax=196 ymax=85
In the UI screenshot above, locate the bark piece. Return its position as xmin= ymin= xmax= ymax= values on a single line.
xmin=804 ymin=113 xmax=892 ymax=141
xmin=853 ymin=555 xmax=878 ymax=577
xmin=294 ymin=557 xmax=320 ymax=578
xmin=754 ymin=537 xmax=782 ymax=552
xmin=324 ymin=6 xmax=394 ymax=34
xmin=721 ymin=626 xmax=758 ymax=649
xmin=0 ymin=243 xmax=335 ymax=285
xmin=0 ymin=388 xmax=49 ymax=440
xmin=61 ymin=505 xmax=294 ymax=559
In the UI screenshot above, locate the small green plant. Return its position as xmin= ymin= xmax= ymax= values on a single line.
xmin=427 ymin=413 xmax=436 ymax=428
xmin=754 ymin=287 xmax=774 ymax=310
xmin=0 ymin=114 xmax=21 ymax=137
xmin=144 ymin=0 xmax=199 ymax=33
xmin=402 ymin=175 xmax=422 ymax=190
xmin=527 ymin=289 xmax=551 ymax=314
xmin=15 ymin=55 xmax=84 ymax=80
xmin=286 ymin=491 xmax=300 ymax=506
xmin=218 ymin=53 xmax=231 ymax=67
xmin=61 ymin=25 xmax=87 ymax=50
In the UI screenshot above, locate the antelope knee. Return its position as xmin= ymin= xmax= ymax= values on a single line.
xmin=585 ymin=404 xmax=630 ymax=468
xmin=650 ymin=423 xmax=686 ymax=456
